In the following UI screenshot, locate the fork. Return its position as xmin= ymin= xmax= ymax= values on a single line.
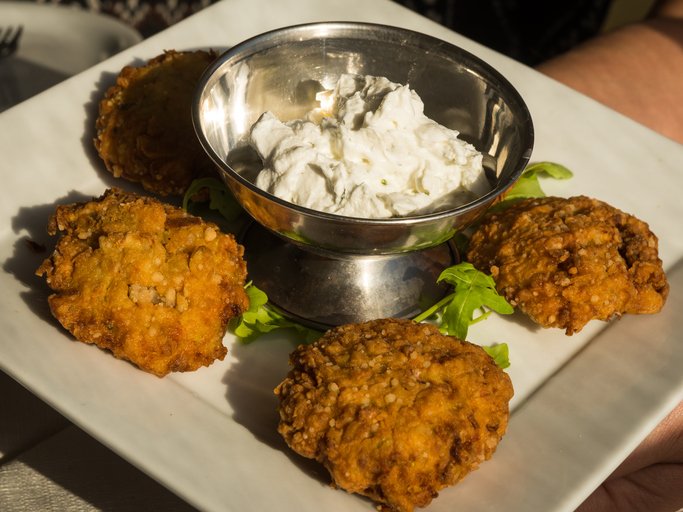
xmin=0 ymin=26 xmax=23 ymax=58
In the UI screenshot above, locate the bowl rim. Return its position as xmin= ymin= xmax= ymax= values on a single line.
xmin=193 ymin=21 xmax=534 ymax=226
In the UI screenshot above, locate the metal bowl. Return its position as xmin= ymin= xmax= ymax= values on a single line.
xmin=192 ymin=22 xmax=534 ymax=328
xmin=193 ymin=22 xmax=534 ymax=255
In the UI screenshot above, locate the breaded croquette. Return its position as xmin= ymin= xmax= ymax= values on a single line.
xmin=94 ymin=50 xmax=217 ymax=196
xmin=467 ymin=195 xmax=668 ymax=334
xmin=275 ymin=318 xmax=513 ymax=512
xmin=36 ymin=188 xmax=249 ymax=376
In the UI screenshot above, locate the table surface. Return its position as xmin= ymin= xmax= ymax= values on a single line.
xmin=1 ymin=0 xmax=683 ymax=511
xmin=0 ymin=370 xmax=195 ymax=511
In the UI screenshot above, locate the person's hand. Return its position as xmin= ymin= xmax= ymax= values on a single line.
xmin=576 ymin=400 xmax=683 ymax=512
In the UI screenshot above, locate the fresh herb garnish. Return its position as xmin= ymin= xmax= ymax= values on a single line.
xmin=482 ymin=343 xmax=510 ymax=369
xmin=230 ymin=282 xmax=320 ymax=343
xmin=182 ymin=177 xmax=243 ymax=221
xmin=411 ymin=262 xmax=513 ymax=339
xmin=230 ymin=265 xmax=512 ymax=369
xmin=504 ymin=161 xmax=573 ymax=202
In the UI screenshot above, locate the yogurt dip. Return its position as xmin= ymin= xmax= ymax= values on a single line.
xmin=248 ymin=74 xmax=489 ymax=218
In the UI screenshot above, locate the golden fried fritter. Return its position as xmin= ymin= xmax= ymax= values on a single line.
xmin=275 ymin=318 xmax=513 ymax=512
xmin=94 ymin=50 xmax=217 ymax=196
xmin=467 ymin=195 xmax=668 ymax=335
xmin=36 ymin=188 xmax=249 ymax=377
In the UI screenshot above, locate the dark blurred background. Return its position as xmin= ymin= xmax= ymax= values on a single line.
xmin=30 ymin=0 xmax=656 ymax=65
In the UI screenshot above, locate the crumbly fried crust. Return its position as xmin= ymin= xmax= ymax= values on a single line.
xmin=36 ymin=188 xmax=249 ymax=376
xmin=94 ymin=50 xmax=217 ymax=196
xmin=275 ymin=318 xmax=513 ymax=512
xmin=467 ymin=196 xmax=669 ymax=335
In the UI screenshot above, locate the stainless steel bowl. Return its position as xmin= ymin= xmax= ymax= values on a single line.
xmin=193 ymin=22 xmax=534 ymax=328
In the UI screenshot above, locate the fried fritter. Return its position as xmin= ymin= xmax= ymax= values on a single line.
xmin=275 ymin=318 xmax=513 ymax=512
xmin=467 ymin=195 xmax=669 ymax=335
xmin=36 ymin=188 xmax=249 ymax=377
xmin=94 ymin=50 xmax=217 ymax=196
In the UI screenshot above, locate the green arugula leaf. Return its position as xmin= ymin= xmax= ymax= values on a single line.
xmin=409 ymin=262 xmax=513 ymax=369
xmin=182 ymin=177 xmax=243 ymax=221
xmin=483 ymin=343 xmax=510 ymax=369
xmin=437 ymin=263 xmax=514 ymax=338
xmin=524 ymin=161 xmax=574 ymax=180
xmin=229 ymin=282 xmax=321 ymax=343
xmin=414 ymin=262 xmax=513 ymax=339
xmin=231 ymin=273 xmax=511 ymax=368
xmin=504 ymin=161 xmax=573 ymax=202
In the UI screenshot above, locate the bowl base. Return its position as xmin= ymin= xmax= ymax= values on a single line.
xmin=241 ymin=222 xmax=458 ymax=330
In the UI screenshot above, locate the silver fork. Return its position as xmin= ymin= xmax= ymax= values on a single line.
xmin=0 ymin=26 xmax=23 ymax=58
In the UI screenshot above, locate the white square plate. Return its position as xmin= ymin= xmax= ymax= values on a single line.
xmin=1 ymin=1 xmax=682 ymax=511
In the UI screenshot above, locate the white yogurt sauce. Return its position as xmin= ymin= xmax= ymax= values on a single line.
xmin=248 ymin=74 xmax=489 ymax=218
